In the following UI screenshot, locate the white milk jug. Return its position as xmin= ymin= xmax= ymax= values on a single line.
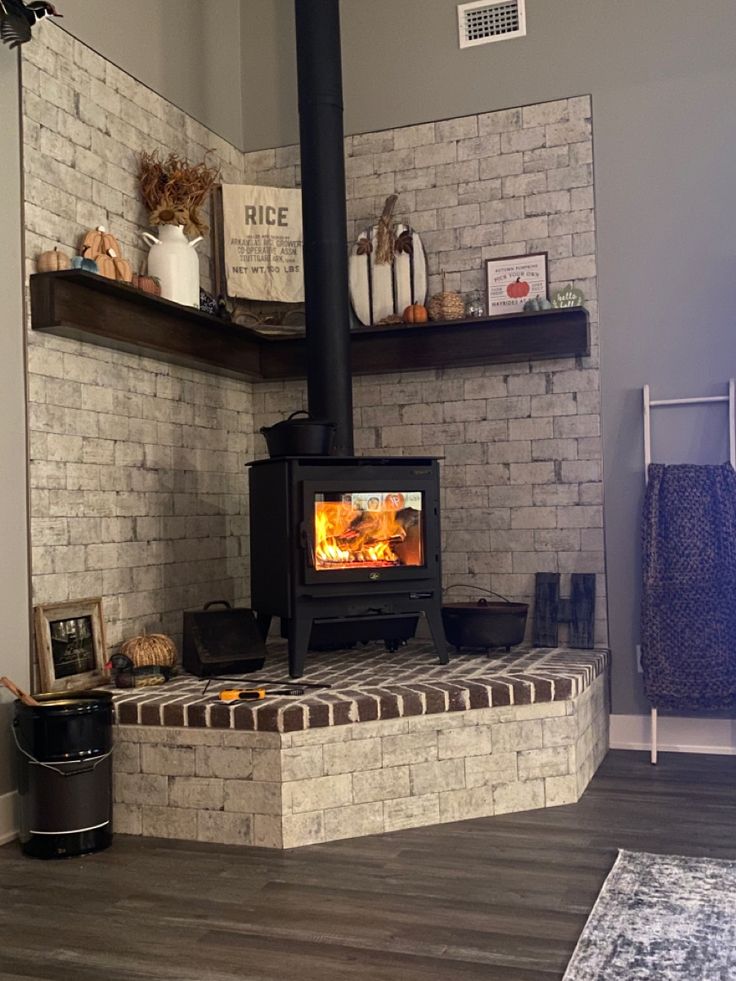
xmin=141 ymin=225 xmax=203 ymax=307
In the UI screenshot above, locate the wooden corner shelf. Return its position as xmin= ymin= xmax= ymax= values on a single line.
xmin=30 ymin=271 xmax=590 ymax=381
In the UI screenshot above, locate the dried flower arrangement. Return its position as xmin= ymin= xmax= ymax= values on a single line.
xmin=137 ymin=150 xmax=220 ymax=238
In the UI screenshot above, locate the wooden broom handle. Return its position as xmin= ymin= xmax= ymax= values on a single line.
xmin=0 ymin=676 xmax=40 ymax=707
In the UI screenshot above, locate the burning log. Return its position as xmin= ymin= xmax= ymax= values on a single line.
xmin=314 ymin=501 xmax=423 ymax=569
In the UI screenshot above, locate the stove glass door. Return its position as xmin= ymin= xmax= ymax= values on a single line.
xmin=312 ymin=490 xmax=424 ymax=571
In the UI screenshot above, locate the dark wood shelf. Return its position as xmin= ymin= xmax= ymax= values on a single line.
xmin=30 ymin=271 xmax=590 ymax=381
xmin=30 ymin=270 xmax=263 ymax=379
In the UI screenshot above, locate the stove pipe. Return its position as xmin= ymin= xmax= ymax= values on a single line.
xmin=294 ymin=0 xmax=354 ymax=455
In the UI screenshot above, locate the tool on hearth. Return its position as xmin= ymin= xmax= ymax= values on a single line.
xmin=201 ymin=676 xmax=331 ymax=696
xmin=218 ymin=687 xmax=305 ymax=703
xmin=234 ymin=678 xmax=330 ymax=689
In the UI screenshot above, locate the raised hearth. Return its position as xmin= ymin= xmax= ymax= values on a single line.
xmin=112 ymin=644 xmax=609 ymax=849
xmin=112 ymin=642 xmax=607 ymax=731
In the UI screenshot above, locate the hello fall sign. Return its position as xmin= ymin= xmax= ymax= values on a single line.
xmin=221 ymin=184 xmax=304 ymax=303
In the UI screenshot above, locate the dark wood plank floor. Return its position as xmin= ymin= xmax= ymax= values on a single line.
xmin=1 ymin=750 xmax=735 ymax=981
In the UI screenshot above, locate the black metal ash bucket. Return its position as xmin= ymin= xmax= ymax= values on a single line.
xmin=13 ymin=689 xmax=113 ymax=859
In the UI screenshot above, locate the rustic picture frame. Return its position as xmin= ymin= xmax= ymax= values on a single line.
xmin=486 ymin=252 xmax=549 ymax=315
xmin=34 ymin=598 xmax=108 ymax=693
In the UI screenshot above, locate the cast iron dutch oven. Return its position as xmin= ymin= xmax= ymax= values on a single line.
xmin=260 ymin=410 xmax=336 ymax=457
xmin=442 ymin=587 xmax=528 ymax=652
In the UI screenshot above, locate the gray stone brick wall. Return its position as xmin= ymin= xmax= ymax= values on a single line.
xmin=21 ymin=27 xmax=605 ymax=656
xmin=243 ymin=96 xmax=606 ymax=645
xmin=23 ymin=24 xmax=252 ymax=652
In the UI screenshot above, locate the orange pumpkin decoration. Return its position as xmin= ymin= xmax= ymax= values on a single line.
xmin=402 ymin=303 xmax=429 ymax=324
xmin=81 ymin=225 xmax=122 ymax=258
xmin=85 ymin=246 xmax=133 ymax=283
xmin=79 ymin=226 xmax=132 ymax=282
xmin=94 ymin=253 xmax=115 ymax=279
xmin=109 ymin=252 xmax=133 ymax=284
xmin=131 ymin=272 xmax=161 ymax=296
xmin=97 ymin=253 xmax=128 ymax=282
xmin=37 ymin=247 xmax=71 ymax=272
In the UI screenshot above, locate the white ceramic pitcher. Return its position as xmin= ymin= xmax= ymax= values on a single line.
xmin=141 ymin=225 xmax=203 ymax=308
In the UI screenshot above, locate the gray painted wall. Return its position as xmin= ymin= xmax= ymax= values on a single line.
xmin=57 ymin=0 xmax=244 ymax=147
xmin=240 ymin=0 xmax=736 ymax=715
xmin=240 ymin=0 xmax=298 ymax=152
xmin=0 ymin=52 xmax=31 ymax=797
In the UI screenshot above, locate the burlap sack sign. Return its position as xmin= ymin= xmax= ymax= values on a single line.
xmin=221 ymin=184 xmax=304 ymax=303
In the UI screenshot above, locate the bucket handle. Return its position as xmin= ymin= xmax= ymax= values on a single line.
xmin=11 ymin=722 xmax=113 ymax=777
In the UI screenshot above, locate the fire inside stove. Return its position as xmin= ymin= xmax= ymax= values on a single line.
xmin=313 ymin=491 xmax=424 ymax=570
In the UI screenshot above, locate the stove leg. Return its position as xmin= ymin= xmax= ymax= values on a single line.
xmin=287 ymin=616 xmax=312 ymax=678
xmin=425 ymin=604 xmax=449 ymax=665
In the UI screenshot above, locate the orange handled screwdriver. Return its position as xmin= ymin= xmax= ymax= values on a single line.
xmin=218 ymin=688 xmax=304 ymax=703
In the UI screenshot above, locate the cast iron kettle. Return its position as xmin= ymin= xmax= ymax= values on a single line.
xmin=442 ymin=585 xmax=529 ymax=652
xmin=260 ymin=410 xmax=336 ymax=457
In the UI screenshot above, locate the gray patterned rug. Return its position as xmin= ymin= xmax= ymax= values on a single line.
xmin=564 ymin=850 xmax=736 ymax=979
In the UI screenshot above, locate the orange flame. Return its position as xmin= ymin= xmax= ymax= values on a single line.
xmin=314 ymin=501 xmax=413 ymax=570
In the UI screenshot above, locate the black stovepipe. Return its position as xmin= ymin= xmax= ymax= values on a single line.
xmin=294 ymin=0 xmax=354 ymax=455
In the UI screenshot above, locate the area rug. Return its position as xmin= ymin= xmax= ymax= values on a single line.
xmin=563 ymin=849 xmax=736 ymax=979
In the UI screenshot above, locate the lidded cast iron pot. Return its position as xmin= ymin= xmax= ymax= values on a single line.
xmin=260 ymin=410 xmax=336 ymax=457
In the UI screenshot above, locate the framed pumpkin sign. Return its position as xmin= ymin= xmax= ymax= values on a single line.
xmin=486 ymin=252 xmax=548 ymax=316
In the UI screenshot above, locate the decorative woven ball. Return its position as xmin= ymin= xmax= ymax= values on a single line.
xmin=427 ymin=290 xmax=465 ymax=322
xmin=120 ymin=632 xmax=177 ymax=669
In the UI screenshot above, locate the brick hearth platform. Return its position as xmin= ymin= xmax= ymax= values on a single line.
xmin=112 ymin=643 xmax=609 ymax=848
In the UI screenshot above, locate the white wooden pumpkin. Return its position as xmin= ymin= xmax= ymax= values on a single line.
xmin=349 ymin=222 xmax=427 ymax=326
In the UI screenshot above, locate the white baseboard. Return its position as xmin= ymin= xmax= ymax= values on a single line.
xmin=610 ymin=714 xmax=736 ymax=756
xmin=0 ymin=791 xmax=18 ymax=845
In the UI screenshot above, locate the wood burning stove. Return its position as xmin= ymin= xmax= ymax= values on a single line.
xmin=245 ymin=2 xmax=449 ymax=677
xmin=249 ymin=456 xmax=448 ymax=677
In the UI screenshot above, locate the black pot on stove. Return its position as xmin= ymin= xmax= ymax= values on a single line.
xmin=260 ymin=410 xmax=336 ymax=458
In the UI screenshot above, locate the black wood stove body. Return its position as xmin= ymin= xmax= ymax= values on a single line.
xmin=249 ymin=456 xmax=448 ymax=677
xmin=245 ymin=2 xmax=448 ymax=678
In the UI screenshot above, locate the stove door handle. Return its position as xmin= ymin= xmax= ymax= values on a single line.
xmin=299 ymin=521 xmax=315 ymax=564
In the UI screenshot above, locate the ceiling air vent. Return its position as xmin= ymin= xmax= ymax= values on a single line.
xmin=457 ymin=0 xmax=526 ymax=48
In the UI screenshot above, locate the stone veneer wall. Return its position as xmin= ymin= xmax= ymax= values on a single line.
xmin=113 ymin=672 xmax=608 ymax=848
xmin=21 ymin=25 xmax=606 ymax=658
xmin=242 ymin=96 xmax=606 ymax=645
xmin=22 ymin=23 xmax=253 ymax=652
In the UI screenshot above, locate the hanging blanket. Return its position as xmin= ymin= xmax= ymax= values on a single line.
xmin=641 ymin=462 xmax=736 ymax=710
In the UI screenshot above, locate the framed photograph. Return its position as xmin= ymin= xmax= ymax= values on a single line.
xmin=34 ymin=598 xmax=108 ymax=693
xmin=486 ymin=252 xmax=548 ymax=315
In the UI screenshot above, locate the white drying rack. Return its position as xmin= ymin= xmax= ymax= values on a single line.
xmin=642 ymin=378 xmax=735 ymax=764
